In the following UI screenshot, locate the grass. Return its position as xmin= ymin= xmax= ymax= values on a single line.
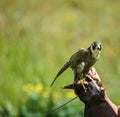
xmin=0 ymin=0 xmax=120 ymax=116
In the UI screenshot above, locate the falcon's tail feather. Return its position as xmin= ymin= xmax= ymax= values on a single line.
xmin=50 ymin=62 xmax=70 ymax=87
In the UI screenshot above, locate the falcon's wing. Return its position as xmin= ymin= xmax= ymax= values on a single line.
xmin=69 ymin=48 xmax=85 ymax=69
xmin=50 ymin=48 xmax=85 ymax=87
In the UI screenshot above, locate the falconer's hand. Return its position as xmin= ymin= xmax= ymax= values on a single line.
xmin=74 ymin=67 xmax=105 ymax=104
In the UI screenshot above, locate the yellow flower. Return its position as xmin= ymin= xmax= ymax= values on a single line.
xmin=66 ymin=91 xmax=75 ymax=98
xmin=23 ymin=83 xmax=43 ymax=94
xmin=34 ymin=84 xmax=43 ymax=93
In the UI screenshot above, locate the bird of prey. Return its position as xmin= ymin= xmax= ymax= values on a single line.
xmin=50 ymin=41 xmax=102 ymax=87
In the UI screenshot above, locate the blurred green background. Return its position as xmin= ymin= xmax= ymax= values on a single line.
xmin=0 ymin=0 xmax=120 ymax=116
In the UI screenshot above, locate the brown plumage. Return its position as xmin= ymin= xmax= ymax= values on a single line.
xmin=50 ymin=41 xmax=102 ymax=87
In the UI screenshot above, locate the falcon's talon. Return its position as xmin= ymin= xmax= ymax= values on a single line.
xmin=77 ymin=79 xmax=87 ymax=90
xmin=86 ymin=75 xmax=95 ymax=82
xmin=86 ymin=74 xmax=92 ymax=79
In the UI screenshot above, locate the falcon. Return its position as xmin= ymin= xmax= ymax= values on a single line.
xmin=50 ymin=41 xmax=102 ymax=87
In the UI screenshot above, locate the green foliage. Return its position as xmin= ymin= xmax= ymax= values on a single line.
xmin=0 ymin=0 xmax=120 ymax=116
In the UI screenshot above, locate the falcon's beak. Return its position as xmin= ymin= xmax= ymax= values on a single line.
xmin=97 ymin=44 xmax=102 ymax=51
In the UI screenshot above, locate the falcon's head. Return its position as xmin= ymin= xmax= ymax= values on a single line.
xmin=89 ymin=41 xmax=102 ymax=60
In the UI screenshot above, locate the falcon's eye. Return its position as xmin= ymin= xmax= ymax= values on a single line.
xmin=92 ymin=45 xmax=96 ymax=50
